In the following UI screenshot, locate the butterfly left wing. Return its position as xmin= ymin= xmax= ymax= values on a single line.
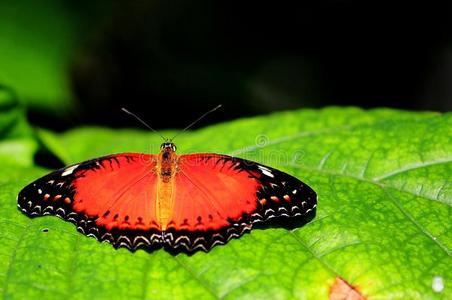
xmin=164 ymin=153 xmax=317 ymax=252
xmin=17 ymin=153 xmax=163 ymax=250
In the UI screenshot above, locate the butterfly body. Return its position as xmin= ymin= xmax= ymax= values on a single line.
xmin=18 ymin=142 xmax=317 ymax=252
xmin=156 ymin=143 xmax=178 ymax=230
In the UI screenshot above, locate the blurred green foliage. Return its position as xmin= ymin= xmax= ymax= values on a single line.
xmin=0 ymin=0 xmax=82 ymax=114
xmin=1 ymin=0 xmax=449 ymax=132
xmin=0 ymin=85 xmax=37 ymax=166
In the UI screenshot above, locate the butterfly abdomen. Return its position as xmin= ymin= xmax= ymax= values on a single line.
xmin=156 ymin=144 xmax=178 ymax=231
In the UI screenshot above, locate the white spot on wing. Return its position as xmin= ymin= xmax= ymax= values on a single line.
xmin=257 ymin=165 xmax=275 ymax=178
xmin=261 ymin=169 xmax=274 ymax=178
xmin=62 ymin=164 xmax=79 ymax=176
xmin=258 ymin=165 xmax=270 ymax=171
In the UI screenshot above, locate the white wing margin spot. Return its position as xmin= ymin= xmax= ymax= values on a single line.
xmin=62 ymin=164 xmax=79 ymax=177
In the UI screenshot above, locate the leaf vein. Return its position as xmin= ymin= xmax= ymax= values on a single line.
xmin=1 ymin=220 xmax=33 ymax=298
xmin=173 ymin=256 xmax=218 ymax=299
xmin=373 ymin=158 xmax=452 ymax=181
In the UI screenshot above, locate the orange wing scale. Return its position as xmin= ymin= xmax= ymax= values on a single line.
xmin=170 ymin=154 xmax=260 ymax=231
xmin=72 ymin=154 xmax=158 ymax=231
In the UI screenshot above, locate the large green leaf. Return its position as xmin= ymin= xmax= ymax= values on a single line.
xmin=1 ymin=107 xmax=450 ymax=299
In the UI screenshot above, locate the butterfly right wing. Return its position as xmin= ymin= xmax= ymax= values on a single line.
xmin=164 ymin=153 xmax=317 ymax=252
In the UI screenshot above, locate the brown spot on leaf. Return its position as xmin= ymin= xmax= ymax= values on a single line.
xmin=329 ymin=277 xmax=366 ymax=300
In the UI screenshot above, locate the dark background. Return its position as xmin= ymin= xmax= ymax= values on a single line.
xmin=1 ymin=0 xmax=451 ymax=131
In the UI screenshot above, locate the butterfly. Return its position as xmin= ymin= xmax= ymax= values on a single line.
xmin=17 ymin=108 xmax=317 ymax=252
xmin=17 ymin=142 xmax=317 ymax=253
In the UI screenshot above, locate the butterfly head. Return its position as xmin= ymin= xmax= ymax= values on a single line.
xmin=160 ymin=141 xmax=177 ymax=152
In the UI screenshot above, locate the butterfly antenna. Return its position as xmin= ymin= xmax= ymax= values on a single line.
xmin=171 ymin=104 xmax=222 ymax=140
xmin=121 ymin=108 xmax=166 ymax=140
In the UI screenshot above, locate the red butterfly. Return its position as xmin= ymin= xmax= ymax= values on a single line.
xmin=17 ymin=108 xmax=317 ymax=252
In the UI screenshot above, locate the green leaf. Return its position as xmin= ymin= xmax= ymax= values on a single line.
xmin=0 ymin=86 xmax=37 ymax=167
xmin=1 ymin=107 xmax=450 ymax=299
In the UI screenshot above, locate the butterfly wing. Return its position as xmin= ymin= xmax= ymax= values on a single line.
xmin=17 ymin=153 xmax=162 ymax=250
xmin=164 ymin=154 xmax=317 ymax=252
